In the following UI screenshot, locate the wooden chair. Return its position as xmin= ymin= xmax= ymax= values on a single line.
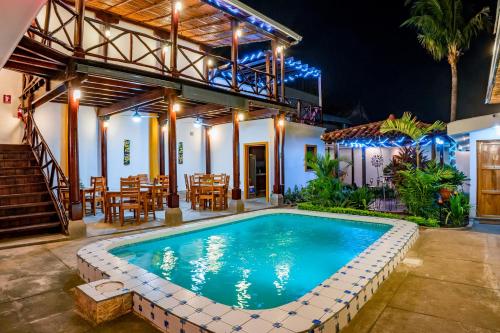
xmin=157 ymin=175 xmax=169 ymax=209
xmin=184 ymin=174 xmax=191 ymax=202
xmin=119 ymin=177 xmax=141 ymax=226
xmin=137 ymin=174 xmax=149 ymax=184
xmin=198 ymin=176 xmax=216 ymax=210
xmin=87 ymin=176 xmax=106 ymax=216
xmin=105 ymin=192 xmax=120 ymax=223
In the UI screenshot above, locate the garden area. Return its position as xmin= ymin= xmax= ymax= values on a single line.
xmin=289 ymin=113 xmax=469 ymax=228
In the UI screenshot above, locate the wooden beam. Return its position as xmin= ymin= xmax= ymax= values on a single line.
xmin=97 ymin=88 xmax=167 ymax=117
xmin=74 ymin=0 xmax=85 ymax=57
xmin=204 ymin=108 xmax=277 ymax=126
xmin=205 ymin=126 xmax=211 ymax=174
xmin=170 ymin=0 xmax=179 ymax=76
xmin=273 ymin=115 xmax=281 ymax=194
xmin=280 ymin=114 xmax=285 ymax=193
xmin=231 ymin=20 xmax=239 ymax=91
xmin=99 ymin=118 xmax=108 ymax=185
xmin=361 ymin=147 xmax=366 ymax=186
xmin=32 ymin=81 xmax=69 ymax=109
xmin=68 ymin=80 xmax=83 ymax=220
xmin=167 ymin=94 xmax=180 ymax=208
xmin=231 ymin=108 xmax=241 ymax=200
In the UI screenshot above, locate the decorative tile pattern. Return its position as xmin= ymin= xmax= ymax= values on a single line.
xmin=76 ymin=208 xmax=419 ymax=333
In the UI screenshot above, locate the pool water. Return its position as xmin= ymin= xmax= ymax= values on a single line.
xmin=110 ymin=213 xmax=391 ymax=309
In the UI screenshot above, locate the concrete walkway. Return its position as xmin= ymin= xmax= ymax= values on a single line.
xmin=0 ymin=223 xmax=498 ymax=333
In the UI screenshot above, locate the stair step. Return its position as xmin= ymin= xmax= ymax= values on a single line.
xmin=0 ymin=201 xmax=55 ymax=217
xmin=0 ymin=182 xmax=48 ymax=195
xmin=0 ymin=174 xmax=45 ymax=185
xmin=0 ymin=159 xmax=38 ymax=168
xmin=0 ymin=167 xmax=42 ymax=176
xmin=0 ymin=144 xmax=31 ymax=152
xmin=0 ymin=192 xmax=52 ymax=206
xmin=0 ymin=222 xmax=61 ymax=237
xmin=0 ymin=151 xmax=35 ymax=160
xmin=0 ymin=211 xmax=59 ymax=229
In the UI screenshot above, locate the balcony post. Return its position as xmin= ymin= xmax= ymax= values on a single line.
xmin=271 ymin=40 xmax=278 ymax=101
xmin=271 ymin=114 xmax=283 ymax=205
xmin=280 ymin=47 xmax=285 ymax=102
xmin=74 ymin=0 xmax=86 ymax=57
xmin=99 ymin=117 xmax=108 ymax=187
xmin=68 ymin=81 xmax=82 ymax=220
xmin=230 ymin=109 xmax=244 ymax=212
xmin=170 ymin=1 xmax=180 ymax=76
xmin=231 ymin=20 xmax=239 ymax=91
xmin=280 ymin=114 xmax=285 ymax=193
xmin=265 ymin=52 xmax=271 ymax=97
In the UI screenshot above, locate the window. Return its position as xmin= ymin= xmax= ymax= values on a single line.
xmin=304 ymin=145 xmax=317 ymax=171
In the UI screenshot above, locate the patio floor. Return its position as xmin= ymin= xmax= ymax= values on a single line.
xmin=0 ymin=220 xmax=498 ymax=333
xmin=84 ymin=196 xmax=272 ymax=237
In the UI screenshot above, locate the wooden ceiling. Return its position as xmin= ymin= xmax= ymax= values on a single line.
xmin=79 ymin=0 xmax=287 ymax=47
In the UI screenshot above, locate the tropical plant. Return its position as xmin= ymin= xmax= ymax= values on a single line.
xmin=305 ymin=152 xmax=350 ymax=179
xmin=380 ymin=112 xmax=445 ymax=168
xmin=284 ymin=185 xmax=305 ymax=205
xmin=445 ymin=192 xmax=470 ymax=226
xmin=302 ymin=177 xmax=352 ymax=207
xmin=348 ymin=187 xmax=375 ymax=210
xmin=425 ymin=161 xmax=467 ymax=190
xmin=397 ymin=166 xmax=441 ymax=218
xmin=402 ymin=0 xmax=490 ymax=121
xmin=384 ymin=146 xmax=429 ymax=185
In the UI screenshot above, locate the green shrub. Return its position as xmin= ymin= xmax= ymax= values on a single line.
xmin=284 ymin=185 xmax=305 ymax=205
xmin=348 ymin=187 xmax=375 ymax=210
xmin=444 ymin=192 xmax=470 ymax=226
xmin=298 ymin=202 xmax=440 ymax=228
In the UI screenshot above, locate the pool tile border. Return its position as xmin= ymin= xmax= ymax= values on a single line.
xmin=77 ymin=209 xmax=419 ymax=333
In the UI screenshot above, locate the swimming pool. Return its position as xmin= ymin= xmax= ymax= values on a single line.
xmin=110 ymin=213 xmax=391 ymax=309
xmin=77 ymin=209 xmax=418 ymax=332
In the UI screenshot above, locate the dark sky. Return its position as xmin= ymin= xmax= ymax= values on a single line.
xmin=244 ymin=0 xmax=500 ymax=123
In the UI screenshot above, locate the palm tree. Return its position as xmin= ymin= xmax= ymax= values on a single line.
xmin=402 ymin=0 xmax=489 ymax=122
xmin=380 ymin=112 xmax=445 ymax=168
xmin=305 ymin=152 xmax=350 ymax=179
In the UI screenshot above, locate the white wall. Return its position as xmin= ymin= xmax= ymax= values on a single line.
xmin=78 ymin=107 xmax=99 ymax=187
xmin=455 ymin=151 xmax=470 ymax=194
xmin=0 ymin=69 xmax=23 ymax=144
xmin=283 ymin=122 xmax=325 ymax=190
xmin=468 ymin=126 xmax=499 ymax=217
xmin=34 ymin=102 xmax=66 ymax=163
xmin=106 ymin=113 xmax=150 ymax=190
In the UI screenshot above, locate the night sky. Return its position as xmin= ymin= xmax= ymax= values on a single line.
xmin=245 ymin=0 xmax=500 ymax=123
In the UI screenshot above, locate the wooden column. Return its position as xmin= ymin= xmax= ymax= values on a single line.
xmin=68 ymin=82 xmax=82 ymax=220
xmin=205 ymin=127 xmax=211 ymax=174
xmin=159 ymin=120 xmax=166 ymax=175
xmin=74 ymin=0 xmax=86 ymax=57
xmin=170 ymin=0 xmax=180 ymax=76
xmin=231 ymin=109 xmax=241 ymax=200
xmin=332 ymin=142 xmax=339 ymax=178
xmin=318 ymin=74 xmax=323 ymax=108
xmin=265 ymin=52 xmax=271 ymax=97
xmin=280 ymin=47 xmax=285 ymax=102
xmin=431 ymin=141 xmax=436 ymax=161
xmin=280 ymin=114 xmax=285 ymax=193
xmin=99 ymin=118 xmax=108 ymax=186
xmin=167 ymin=94 xmax=179 ymax=208
xmin=231 ymin=20 xmax=239 ymax=91
xmin=361 ymin=147 xmax=367 ymax=186
xmin=273 ymin=115 xmax=281 ymax=194
xmin=271 ymin=40 xmax=278 ymax=100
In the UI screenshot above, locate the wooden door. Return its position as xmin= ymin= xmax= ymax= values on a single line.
xmin=477 ymin=140 xmax=500 ymax=217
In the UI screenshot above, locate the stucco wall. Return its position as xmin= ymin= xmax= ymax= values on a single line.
xmin=0 ymin=69 xmax=23 ymax=144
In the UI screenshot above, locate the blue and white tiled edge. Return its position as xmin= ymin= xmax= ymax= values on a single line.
xmin=76 ymin=208 xmax=419 ymax=333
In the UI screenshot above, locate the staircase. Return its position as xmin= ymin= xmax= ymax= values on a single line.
xmin=0 ymin=144 xmax=61 ymax=237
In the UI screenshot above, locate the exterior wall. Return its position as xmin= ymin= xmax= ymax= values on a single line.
xmin=283 ymin=122 xmax=325 ymax=190
xmin=468 ymin=126 xmax=499 ymax=217
xmin=0 ymin=69 xmax=23 ymax=144
xmin=455 ymin=151 xmax=470 ymax=194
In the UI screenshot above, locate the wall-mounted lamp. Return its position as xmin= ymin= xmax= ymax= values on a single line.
xmin=72 ymin=89 xmax=81 ymax=102
xmin=174 ymin=1 xmax=182 ymax=12
xmin=238 ymin=112 xmax=245 ymax=121
xmin=236 ymin=28 xmax=242 ymax=38
xmin=278 ymin=118 xmax=285 ymax=127
xmin=104 ymin=27 xmax=111 ymax=38
xmin=207 ymin=58 xmax=214 ymax=67
xmin=172 ymin=103 xmax=181 ymax=113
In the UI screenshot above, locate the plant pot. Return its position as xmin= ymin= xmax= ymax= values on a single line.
xmin=439 ymin=188 xmax=452 ymax=201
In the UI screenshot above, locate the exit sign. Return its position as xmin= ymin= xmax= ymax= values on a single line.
xmin=3 ymin=95 xmax=11 ymax=104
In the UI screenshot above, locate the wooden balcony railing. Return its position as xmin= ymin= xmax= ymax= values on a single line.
xmin=23 ymin=112 xmax=70 ymax=234
xmin=25 ymin=0 xmax=285 ymax=103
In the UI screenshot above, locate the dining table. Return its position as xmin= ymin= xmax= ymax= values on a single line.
xmin=190 ymin=182 xmax=227 ymax=210
xmin=104 ymin=188 xmax=150 ymax=223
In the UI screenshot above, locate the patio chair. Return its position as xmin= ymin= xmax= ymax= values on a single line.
xmin=198 ymin=176 xmax=217 ymax=210
xmin=184 ymin=173 xmax=191 ymax=202
xmin=137 ymin=174 xmax=149 ymax=184
xmin=157 ymin=175 xmax=169 ymax=209
xmin=119 ymin=177 xmax=141 ymax=226
xmin=87 ymin=176 xmax=106 ymax=216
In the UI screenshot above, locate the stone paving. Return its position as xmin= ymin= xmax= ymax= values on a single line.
xmin=0 ymin=221 xmax=499 ymax=333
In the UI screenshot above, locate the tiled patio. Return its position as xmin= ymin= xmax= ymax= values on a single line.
xmin=84 ymin=196 xmax=272 ymax=237
xmin=0 ymin=220 xmax=499 ymax=333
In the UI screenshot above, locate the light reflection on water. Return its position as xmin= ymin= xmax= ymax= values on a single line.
xmin=189 ymin=235 xmax=227 ymax=292
xmin=159 ymin=247 xmax=177 ymax=280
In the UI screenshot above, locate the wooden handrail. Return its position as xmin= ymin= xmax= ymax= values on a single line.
xmin=23 ymin=112 xmax=70 ymax=235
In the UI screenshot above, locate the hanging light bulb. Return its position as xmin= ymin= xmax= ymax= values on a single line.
xmin=193 ymin=117 xmax=202 ymax=128
xmin=132 ymin=109 xmax=142 ymax=122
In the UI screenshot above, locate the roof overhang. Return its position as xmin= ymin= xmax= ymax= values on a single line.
xmin=447 ymin=112 xmax=500 ymax=136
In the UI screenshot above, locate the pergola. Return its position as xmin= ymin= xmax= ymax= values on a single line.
xmin=7 ymin=0 xmax=307 ymax=223
xmin=321 ymin=116 xmax=454 ymax=186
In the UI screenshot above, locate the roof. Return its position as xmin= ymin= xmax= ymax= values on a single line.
xmin=321 ymin=115 xmax=437 ymax=144
xmin=79 ymin=0 xmax=302 ymax=47
xmin=447 ymin=112 xmax=500 ymax=136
